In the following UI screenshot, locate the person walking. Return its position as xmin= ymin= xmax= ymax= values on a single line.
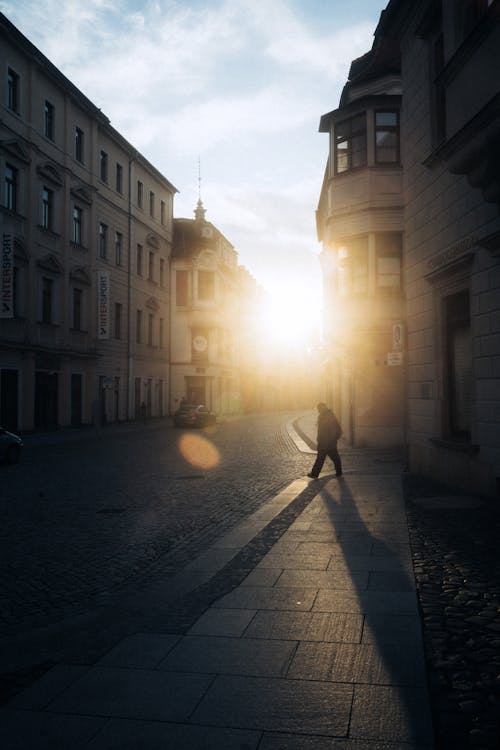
xmin=308 ymin=402 xmax=343 ymax=478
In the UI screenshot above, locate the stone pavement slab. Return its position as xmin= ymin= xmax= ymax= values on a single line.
xmin=47 ymin=666 xmax=213 ymax=722
xmin=191 ymin=674 xmax=353 ymax=736
xmin=157 ymin=635 xmax=296 ymax=677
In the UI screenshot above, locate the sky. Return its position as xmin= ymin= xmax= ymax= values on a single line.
xmin=1 ymin=0 xmax=384 ymax=338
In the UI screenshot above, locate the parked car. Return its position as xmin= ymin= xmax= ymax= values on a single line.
xmin=0 ymin=427 xmax=23 ymax=464
xmin=173 ymin=404 xmax=216 ymax=428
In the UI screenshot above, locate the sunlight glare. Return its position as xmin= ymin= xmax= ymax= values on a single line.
xmin=178 ymin=433 xmax=220 ymax=470
xmin=259 ymin=286 xmax=321 ymax=353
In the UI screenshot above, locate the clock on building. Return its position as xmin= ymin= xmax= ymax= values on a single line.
xmin=193 ymin=335 xmax=208 ymax=352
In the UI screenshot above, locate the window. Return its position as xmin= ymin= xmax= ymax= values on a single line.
xmin=160 ymin=258 xmax=165 ymax=287
xmin=116 ymin=163 xmax=123 ymax=194
xmin=42 ymin=277 xmax=53 ymax=323
xmin=148 ymin=313 xmax=154 ymax=346
xmin=375 ymin=234 xmax=402 ymax=291
xmin=73 ymin=288 xmax=82 ymax=330
xmin=99 ymin=223 xmax=108 ymax=259
xmin=44 ymin=100 xmax=54 ymax=140
xmin=136 ymin=244 xmax=143 ymax=275
xmin=136 ymin=309 xmax=142 ymax=343
xmin=375 ymin=111 xmax=400 ymax=164
xmin=161 ymin=200 xmax=166 ymax=225
xmin=4 ymin=164 xmax=18 ymax=212
xmin=7 ymin=68 xmax=19 ymax=113
xmin=75 ymin=127 xmax=84 ymax=163
xmin=114 ymin=302 xmax=122 ymax=339
xmin=148 ymin=251 xmax=154 ymax=281
xmin=176 ymin=270 xmax=189 ymax=306
xmin=73 ymin=206 xmax=82 ymax=244
xmin=198 ymin=270 xmax=215 ymax=301
xmin=149 ymin=191 xmax=155 ymax=217
xmin=337 ymin=236 xmax=369 ymax=296
xmin=137 ymin=180 xmax=143 ymax=208
xmin=335 ymin=113 xmax=367 ymax=173
xmin=115 ymin=231 xmax=122 ymax=265
xmin=444 ymin=291 xmax=472 ymax=440
xmin=159 ymin=317 xmax=164 ymax=348
xmin=42 ymin=187 xmax=53 ymax=230
xmin=100 ymin=150 xmax=108 ymax=182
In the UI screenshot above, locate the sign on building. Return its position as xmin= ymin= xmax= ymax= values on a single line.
xmin=1 ymin=233 xmax=14 ymax=319
xmin=97 ymin=271 xmax=109 ymax=339
xmin=387 ymin=352 xmax=403 ymax=366
xmin=392 ymin=322 xmax=404 ymax=351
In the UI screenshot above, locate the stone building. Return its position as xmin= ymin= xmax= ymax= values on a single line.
xmin=375 ymin=0 xmax=500 ymax=497
xmin=316 ymin=32 xmax=405 ymax=448
xmin=318 ymin=0 xmax=500 ymax=496
xmin=170 ymin=201 xmax=241 ymax=415
xmin=0 ymin=12 xmax=176 ymax=431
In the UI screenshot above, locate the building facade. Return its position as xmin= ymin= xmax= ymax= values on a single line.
xmin=170 ymin=201 xmax=241 ymax=415
xmin=319 ymin=0 xmax=500 ymax=496
xmin=0 ymin=13 xmax=176 ymax=431
xmin=317 ymin=34 xmax=406 ymax=448
xmin=376 ymin=0 xmax=500 ymax=497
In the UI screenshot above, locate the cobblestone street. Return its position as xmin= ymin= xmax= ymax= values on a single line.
xmin=0 ymin=413 xmax=313 ymax=698
xmin=405 ymin=475 xmax=500 ymax=750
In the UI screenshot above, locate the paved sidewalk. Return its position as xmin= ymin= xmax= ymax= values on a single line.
xmin=1 ymin=414 xmax=434 ymax=749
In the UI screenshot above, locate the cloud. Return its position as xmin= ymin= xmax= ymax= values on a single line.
xmin=3 ymin=0 xmax=378 ymax=302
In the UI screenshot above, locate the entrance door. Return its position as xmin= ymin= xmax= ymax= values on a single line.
xmin=186 ymin=376 xmax=206 ymax=405
xmin=35 ymin=372 xmax=58 ymax=430
xmin=0 ymin=369 xmax=18 ymax=431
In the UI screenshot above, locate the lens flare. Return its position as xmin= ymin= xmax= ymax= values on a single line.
xmin=178 ymin=433 xmax=220 ymax=470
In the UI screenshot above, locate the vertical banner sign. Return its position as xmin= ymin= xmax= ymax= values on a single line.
xmin=1 ymin=233 xmax=14 ymax=319
xmin=98 ymin=271 xmax=109 ymax=339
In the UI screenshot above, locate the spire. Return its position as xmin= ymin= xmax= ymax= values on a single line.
xmin=194 ymin=156 xmax=206 ymax=222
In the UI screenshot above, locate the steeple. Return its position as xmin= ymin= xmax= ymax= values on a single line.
xmin=194 ymin=197 xmax=206 ymax=222
xmin=194 ymin=155 xmax=206 ymax=222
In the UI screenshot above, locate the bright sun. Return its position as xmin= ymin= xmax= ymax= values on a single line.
xmin=258 ymin=286 xmax=321 ymax=354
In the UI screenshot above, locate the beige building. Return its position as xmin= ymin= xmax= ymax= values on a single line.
xmin=317 ymin=33 xmax=406 ymax=448
xmin=0 ymin=13 xmax=176 ymax=431
xmin=376 ymin=0 xmax=500 ymax=497
xmin=170 ymin=201 xmax=241 ymax=415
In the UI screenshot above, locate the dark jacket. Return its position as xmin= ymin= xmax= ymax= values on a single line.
xmin=317 ymin=408 xmax=341 ymax=450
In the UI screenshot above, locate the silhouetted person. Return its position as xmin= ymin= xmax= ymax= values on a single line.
xmin=308 ymin=402 xmax=342 ymax=478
